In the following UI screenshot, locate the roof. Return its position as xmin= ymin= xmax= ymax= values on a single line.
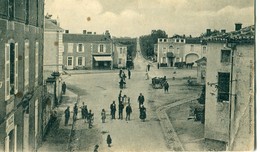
xmin=202 ymin=25 xmax=255 ymax=44
xmin=185 ymin=38 xmax=202 ymax=44
xmin=45 ymin=19 xmax=63 ymax=31
xmin=195 ymin=57 xmax=207 ymax=63
xmin=63 ymin=34 xmax=112 ymax=43
xmin=114 ymin=42 xmax=127 ymax=47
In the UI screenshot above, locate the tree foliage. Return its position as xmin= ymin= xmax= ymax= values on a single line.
xmin=139 ymin=30 xmax=168 ymax=58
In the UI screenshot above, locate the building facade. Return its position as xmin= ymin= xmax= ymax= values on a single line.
xmin=204 ymin=24 xmax=255 ymax=150
xmin=113 ymin=43 xmax=127 ymax=68
xmin=63 ymin=30 xmax=113 ymax=70
xmin=0 ymin=1 xmax=45 ymax=151
xmin=155 ymin=36 xmax=207 ymax=67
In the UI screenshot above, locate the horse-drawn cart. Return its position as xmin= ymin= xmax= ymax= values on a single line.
xmin=151 ymin=76 xmax=166 ymax=89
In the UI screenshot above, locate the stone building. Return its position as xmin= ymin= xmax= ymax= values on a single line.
xmin=195 ymin=57 xmax=207 ymax=85
xmin=0 ymin=1 xmax=45 ymax=151
xmin=63 ymin=30 xmax=113 ymax=70
xmin=113 ymin=43 xmax=127 ymax=68
xmin=204 ymin=24 xmax=255 ymax=150
xmin=155 ymin=36 xmax=207 ymax=67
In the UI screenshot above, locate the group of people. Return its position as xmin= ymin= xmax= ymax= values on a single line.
xmin=64 ymin=102 xmax=94 ymax=128
xmin=119 ymin=68 xmax=131 ymax=89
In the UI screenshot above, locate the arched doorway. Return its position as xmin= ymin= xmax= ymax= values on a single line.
xmin=185 ymin=53 xmax=199 ymax=64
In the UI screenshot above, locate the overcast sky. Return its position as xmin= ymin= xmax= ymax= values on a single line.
xmin=45 ymin=0 xmax=254 ymax=37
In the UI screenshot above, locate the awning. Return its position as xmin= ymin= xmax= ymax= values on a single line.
xmin=167 ymin=52 xmax=175 ymax=58
xmin=94 ymin=56 xmax=113 ymax=61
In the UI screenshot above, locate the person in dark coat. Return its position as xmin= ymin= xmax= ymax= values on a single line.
xmin=81 ymin=102 xmax=85 ymax=119
xmin=137 ymin=93 xmax=145 ymax=108
xmin=62 ymin=82 xmax=67 ymax=94
xmin=119 ymin=68 xmax=123 ymax=78
xmin=83 ymin=105 xmax=89 ymax=122
xmin=164 ymin=81 xmax=169 ymax=93
xmin=118 ymin=101 xmax=124 ymax=120
xmin=125 ymin=104 xmax=132 ymax=121
xmin=110 ymin=101 xmax=116 ymax=119
xmin=128 ymin=69 xmax=131 ymax=79
xmin=93 ymin=144 xmax=99 ymax=152
xmin=147 ymin=64 xmax=150 ymax=71
xmin=73 ymin=103 xmax=78 ymax=121
xmin=139 ymin=105 xmax=146 ymax=122
xmin=64 ymin=106 xmax=70 ymax=126
xmin=107 ymin=134 xmax=112 ymax=147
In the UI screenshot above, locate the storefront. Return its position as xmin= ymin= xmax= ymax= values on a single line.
xmin=93 ymin=56 xmax=113 ymax=70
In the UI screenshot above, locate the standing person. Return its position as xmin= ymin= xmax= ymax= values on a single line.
xmin=101 ymin=109 xmax=106 ymax=123
xmin=164 ymin=81 xmax=169 ymax=93
xmin=137 ymin=93 xmax=145 ymax=108
xmin=110 ymin=101 xmax=116 ymax=119
xmin=147 ymin=64 xmax=150 ymax=71
xmin=118 ymin=90 xmax=122 ymax=104
xmin=119 ymin=101 xmax=124 ymax=120
xmin=81 ymin=102 xmax=85 ymax=119
xmin=106 ymin=134 xmax=112 ymax=147
xmin=128 ymin=68 xmax=131 ymax=79
xmin=62 ymin=82 xmax=67 ymax=94
xmin=73 ymin=103 xmax=78 ymax=121
xmin=145 ymin=72 xmax=149 ymax=80
xmin=157 ymin=63 xmax=160 ymax=69
xmin=64 ymin=106 xmax=70 ymax=126
xmin=119 ymin=68 xmax=123 ymax=78
xmin=139 ymin=105 xmax=146 ymax=122
xmin=125 ymin=104 xmax=132 ymax=121
xmin=88 ymin=110 xmax=94 ymax=128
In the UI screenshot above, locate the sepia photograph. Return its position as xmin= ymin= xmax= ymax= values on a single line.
xmin=0 ymin=0 xmax=255 ymax=151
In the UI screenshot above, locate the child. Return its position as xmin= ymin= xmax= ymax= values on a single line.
xmin=106 ymin=134 xmax=112 ymax=147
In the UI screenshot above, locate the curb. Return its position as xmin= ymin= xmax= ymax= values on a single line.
xmin=156 ymin=97 xmax=198 ymax=151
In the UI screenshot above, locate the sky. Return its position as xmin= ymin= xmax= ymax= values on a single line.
xmin=44 ymin=0 xmax=255 ymax=37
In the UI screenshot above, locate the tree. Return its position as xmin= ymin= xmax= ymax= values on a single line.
xmin=139 ymin=30 xmax=168 ymax=59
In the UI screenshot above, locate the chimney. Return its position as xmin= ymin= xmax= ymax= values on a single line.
xmin=65 ymin=30 xmax=69 ymax=33
xmin=206 ymin=29 xmax=211 ymax=36
xmin=235 ymin=23 xmax=242 ymax=31
xmin=83 ymin=30 xmax=87 ymax=34
xmin=221 ymin=29 xmax=226 ymax=33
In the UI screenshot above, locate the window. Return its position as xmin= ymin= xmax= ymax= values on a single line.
xmin=78 ymin=57 xmax=82 ymax=66
xmin=24 ymin=41 xmax=29 ymax=90
xmin=221 ymin=50 xmax=231 ymax=63
xmin=25 ymin=0 xmax=29 ymax=24
xmin=217 ymin=72 xmax=230 ymax=102
xmin=190 ymin=45 xmax=194 ymax=51
xmin=77 ymin=43 xmax=84 ymax=52
xmin=67 ymin=43 xmax=73 ymax=53
xmin=67 ymin=57 xmax=73 ymax=66
xmin=176 ymin=39 xmax=179 ymax=42
xmin=162 ymin=57 xmax=166 ymax=63
xmin=8 ymin=0 xmax=15 ymax=20
xmin=99 ymin=44 xmax=104 ymax=52
xmin=181 ymin=39 xmax=184 ymax=43
xmin=118 ymin=58 xmax=122 ymax=64
xmin=120 ymin=48 xmax=122 ymax=54
xmin=35 ymin=42 xmax=39 ymax=84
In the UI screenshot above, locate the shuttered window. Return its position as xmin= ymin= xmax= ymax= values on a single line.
xmin=35 ymin=42 xmax=39 ymax=85
xmin=14 ymin=43 xmax=18 ymax=94
xmin=24 ymin=41 xmax=29 ymax=90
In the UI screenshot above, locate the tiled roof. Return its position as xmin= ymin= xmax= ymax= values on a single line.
xmin=202 ymin=25 xmax=255 ymax=43
xmin=63 ymin=34 xmax=112 ymax=43
xmin=45 ymin=19 xmax=63 ymax=31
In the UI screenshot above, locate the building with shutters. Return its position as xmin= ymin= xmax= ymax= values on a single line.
xmin=0 ymin=0 xmax=45 ymax=152
xmin=113 ymin=43 xmax=127 ymax=68
xmin=204 ymin=24 xmax=255 ymax=150
xmin=63 ymin=30 xmax=113 ymax=70
xmin=155 ymin=35 xmax=207 ymax=67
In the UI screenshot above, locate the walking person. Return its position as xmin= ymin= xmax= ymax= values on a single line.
xmin=125 ymin=104 xmax=132 ymax=121
xmin=62 ymin=82 xmax=67 ymax=94
xmin=164 ymin=81 xmax=169 ymax=93
xmin=93 ymin=145 xmax=99 ymax=152
xmin=147 ymin=64 xmax=150 ymax=71
xmin=110 ymin=101 xmax=116 ymax=119
xmin=119 ymin=68 xmax=123 ymax=78
xmin=87 ymin=110 xmax=94 ymax=128
xmin=101 ymin=109 xmax=106 ymax=123
xmin=128 ymin=68 xmax=131 ymax=79
xmin=118 ymin=101 xmax=124 ymax=120
xmin=137 ymin=93 xmax=145 ymax=108
xmin=64 ymin=106 xmax=70 ymax=126
xmin=106 ymin=134 xmax=112 ymax=147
